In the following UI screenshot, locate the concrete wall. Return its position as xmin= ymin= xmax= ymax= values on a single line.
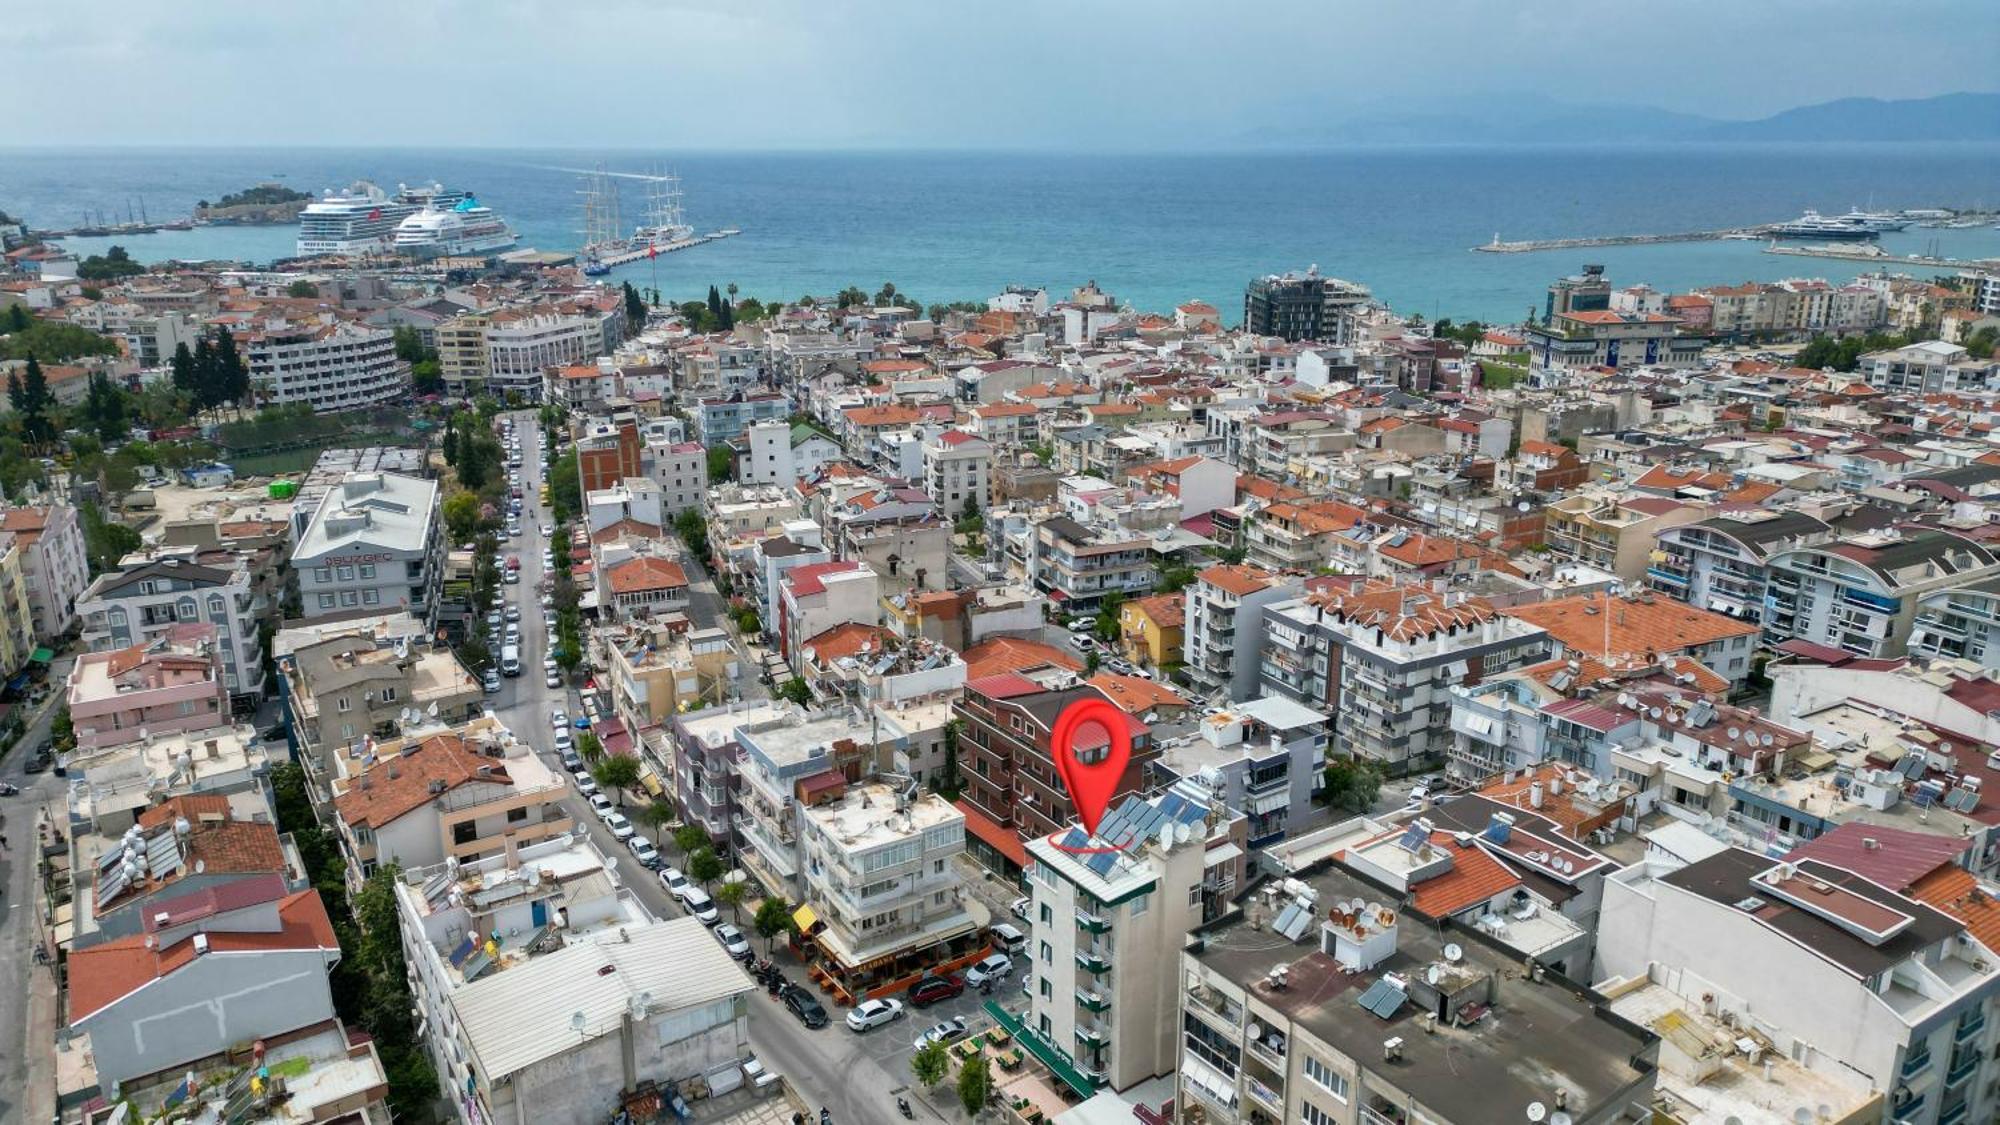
xmin=494 ymin=1000 xmax=747 ymax=1125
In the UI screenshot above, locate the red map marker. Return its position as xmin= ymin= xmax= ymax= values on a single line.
xmin=1050 ymin=696 xmax=1133 ymax=837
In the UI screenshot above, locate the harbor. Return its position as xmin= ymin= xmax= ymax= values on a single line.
xmin=1762 ymin=242 xmax=2000 ymax=269
xmin=1474 ymin=226 xmax=1773 ymax=253
xmin=1475 ymin=207 xmax=1996 ymax=255
xmin=589 ymin=228 xmax=742 ymax=267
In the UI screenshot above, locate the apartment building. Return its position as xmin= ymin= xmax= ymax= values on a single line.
xmin=1016 ymin=792 xmax=1228 ymax=1093
xmin=923 ymin=429 xmax=994 ymax=515
xmin=1911 ymin=576 xmax=2000 ymax=670
xmin=1859 ymin=340 xmax=2000 ymax=395
xmin=460 ymin=308 xmax=608 ymax=400
xmin=672 ymin=701 xmax=791 ymax=852
xmin=1528 ymin=308 xmax=1705 ymax=371
xmin=1598 ymin=847 xmax=2000 ymax=1125
xmin=643 ymin=436 xmax=709 ymax=516
xmin=1154 ymin=695 xmax=1330 ymax=844
xmin=777 ymin=560 xmax=880 ymax=666
xmin=66 ymin=623 xmax=230 ymax=751
xmin=953 ymin=674 xmax=1157 ymax=873
xmin=1179 ymin=857 xmax=1656 ymax=1125
xmin=796 ymin=779 xmax=980 ymax=1000
xmin=602 ymin=619 xmax=738 ymax=731
xmin=694 ymin=391 xmax=789 ymax=445
xmin=77 ymin=551 xmax=267 ymax=708
xmin=1243 ymin=500 xmax=1369 ymax=572
xmin=244 ymin=319 xmax=409 ymax=413
xmin=1243 ymin=267 xmax=1369 ymax=344
xmin=1502 ymin=590 xmax=1761 ymax=686
xmin=1545 ymin=492 xmax=1703 ymax=582
xmin=1261 ymin=582 xmax=1549 ymax=774
xmin=0 ymin=503 xmax=89 ymax=640
xmin=1184 ymin=564 xmax=1305 ymax=701
xmin=293 ymin=471 xmax=444 ymax=626
xmin=327 ymin=718 xmax=574 ymax=887
xmin=1648 ymin=509 xmax=1833 ymax=626
xmin=1117 ymin=592 xmax=1185 ymax=670
xmin=1762 ymin=528 xmax=2000 ymax=660
xmin=0 ymin=531 xmax=34 ymax=680
xmin=576 ymin=416 xmax=644 ymax=495
xmin=277 ymin=616 xmax=483 ymax=780
xmin=1028 ymin=516 xmax=1155 ymax=615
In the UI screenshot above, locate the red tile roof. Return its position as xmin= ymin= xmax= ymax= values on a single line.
xmin=606 ymin=556 xmax=689 ymax=594
xmin=1084 ymin=673 xmax=1189 ymax=714
xmin=1502 ymin=592 xmax=1757 ymax=660
xmin=783 ymin=560 xmax=867 ymax=598
xmin=332 ymin=733 xmax=513 ymax=829
xmin=961 ymin=637 xmax=1081 ymax=680
xmin=1786 ymin=823 xmax=1970 ymax=890
xmin=1906 ymin=866 xmax=2000 ymax=956
xmin=69 ymin=889 xmax=338 ymax=1022
xmin=1408 ymin=833 xmax=1523 ymax=918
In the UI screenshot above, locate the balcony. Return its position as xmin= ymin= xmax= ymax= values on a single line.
xmin=1955 ymin=1011 xmax=1985 ymax=1042
xmin=1243 ymin=1076 xmax=1282 ymax=1113
xmin=1074 ymin=1023 xmax=1107 ymax=1048
xmin=1075 ymin=948 xmax=1113 ymax=975
xmin=1075 ymin=909 xmax=1112 ymax=934
xmin=1076 ymin=987 xmax=1111 ymax=1013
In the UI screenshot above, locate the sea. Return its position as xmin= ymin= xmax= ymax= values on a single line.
xmin=5 ymin=144 xmax=1999 ymax=325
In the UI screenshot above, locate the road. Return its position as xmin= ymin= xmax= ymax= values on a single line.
xmin=0 ymin=660 xmax=75 ymax=1125
xmin=491 ymin=412 xmax=983 ymax=1125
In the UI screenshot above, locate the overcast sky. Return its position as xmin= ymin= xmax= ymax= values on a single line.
xmin=7 ymin=0 xmax=1995 ymax=149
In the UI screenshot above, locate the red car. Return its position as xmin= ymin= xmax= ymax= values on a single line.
xmin=505 ymin=556 xmax=521 ymax=571
xmin=907 ymin=974 xmax=965 ymax=1008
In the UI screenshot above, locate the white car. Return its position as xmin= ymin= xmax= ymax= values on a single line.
xmin=589 ymin=793 xmax=615 ymax=818
xmin=714 ymin=923 xmax=752 ymax=960
xmin=912 ymin=1017 xmax=969 ymax=1051
xmin=628 ymin=836 xmax=661 ymax=866
xmin=659 ymin=867 xmax=690 ymax=896
xmin=540 ymin=523 xmax=553 ymax=537
xmin=604 ymin=812 xmax=635 ymax=839
xmin=846 ymin=998 xmax=905 ymax=1032
xmin=1010 ymin=896 xmax=1031 ymax=921
xmin=575 ymin=774 xmax=598 ymax=797
xmin=504 ymin=605 xmax=521 ymax=622
xmin=546 ymin=670 xmax=563 ymax=688
xmin=551 ymin=709 xmax=569 ymax=729
xmin=553 ymin=729 xmax=573 ymax=752
xmin=964 ymin=954 xmax=1014 ymax=988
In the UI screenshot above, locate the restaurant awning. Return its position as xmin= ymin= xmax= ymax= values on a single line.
xmin=28 ymin=648 xmax=54 ymax=664
xmin=792 ymin=903 xmax=820 ymax=933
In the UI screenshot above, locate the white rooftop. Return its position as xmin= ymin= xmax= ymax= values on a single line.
xmin=292 ymin=471 xmax=438 ymax=561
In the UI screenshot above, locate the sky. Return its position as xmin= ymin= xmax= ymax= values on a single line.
xmin=6 ymin=0 xmax=1996 ymax=149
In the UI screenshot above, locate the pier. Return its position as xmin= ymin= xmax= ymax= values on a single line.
xmin=588 ymin=229 xmax=741 ymax=267
xmin=1473 ymin=227 xmax=1773 ymax=253
xmin=1761 ymin=243 xmax=1999 ymax=269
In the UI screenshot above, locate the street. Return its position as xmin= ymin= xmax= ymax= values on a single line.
xmin=491 ymin=412 xmax=988 ymax=1125
xmin=0 ymin=659 xmax=75 ymax=1125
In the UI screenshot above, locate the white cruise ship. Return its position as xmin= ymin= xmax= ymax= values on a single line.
xmin=295 ymin=181 xmax=470 ymax=257
xmin=393 ymin=196 xmax=517 ymax=258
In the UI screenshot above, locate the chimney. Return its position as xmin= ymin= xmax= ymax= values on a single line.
xmin=1862 ymin=837 xmax=1879 ymax=850
xmin=1530 ymin=781 xmax=1544 ymax=809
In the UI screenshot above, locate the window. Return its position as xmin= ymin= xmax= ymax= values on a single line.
xmin=1301 ymin=1104 xmax=1337 ymax=1125
xmin=318 ymin=593 xmax=336 ymax=609
xmin=507 ymin=807 xmax=529 ymax=823
xmin=337 ymin=697 xmax=351 ymax=712
xmin=1041 ymin=940 xmax=1053 ymax=964
xmin=1303 ymin=1057 xmax=1349 ymax=1101
xmin=1039 ymin=977 xmax=1052 ymax=999
xmin=359 ymin=564 xmax=376 ymax=579
xmin=336 ymin=565 xmax=355 ymax=581
xmin=362 ymin=589 xmax=381 ymax=606
xmin=314 ymin=568 xmax=332 ymax=584
xmin=1189 ymin=886 xmax=1202 ymax=907
xmin=341 ymin=591 xmax=359 ymax=607
xmin=1130 ymin=891 xmax=1151 ymax=917
xmin=453 ymin=822 xmax=478 ymax=845
xmin=381 ymin=686 xmax=398 ymax=703
xmin=1041 ymin=903 xmax=1053 ymax=925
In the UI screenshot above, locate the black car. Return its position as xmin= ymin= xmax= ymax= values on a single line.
xmin=23 ymin=752 xmax=51 ymax=774
xmin=783 ymin=985 xmax=830 ymax=1029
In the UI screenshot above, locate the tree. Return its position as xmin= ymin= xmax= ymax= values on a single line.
xmin=6 ymin=369 xmax=21 ymax=415
xmin=17 ymin=355 xmax=56 ymax=443
xmin=50 ymin=705 xmax=75 ymax=753
xmin=716 ymin=877 xmax=749 ymax=922
xmin=391 ymin=326 xmax=428 ymax=364
xmin=776 ymin=677 xmax=812 ymax=707
xmin=81 ymin=503 xmax=144 ymax=573
xmin=169 ymin=340 xmax=196 ymax=399
xmin=1093 ymin=592 xmax=1125 ymax=641
xmin=637 ymin=799 xmax=677 ymax=845
xmin=707 ymin=285 xmax=725 ymax=323
xmin=573 ymin=729 xmax=602 ymax=764
xmin=1083 ymin=650 xmax=1101 ymax=675
xmin=957 ymin=1052 xmax=992 ymax=1115
xmin=211 ymin=326 xmax=252 ymax=413
xmin=835 ymin=286 xmax=869 ymax=309
xmin=937 ymin=718 xmax=966 ymax=800
xmin=753 ymin=895 xmax=797 ymax=950
xmin=674 ymin=508 xmax=710 ymax=562
xmin=912 ymin=1040 xmax=950 ymax=1088
xmin=0 ymin=320 xmax=120 ymax=364
xmin=3 ymin=305 xmax=28 ymax=333
xmin=593 ymin=752 xmax=641 ymax=806
xmin=1155 ymin=564 xmax=1197 ymax=593
xmin=706 ymin=444 xmax=735 ymax=483
xmin=83 ymin=371 xmax=127 ymax=441
xmin=688 ymin=845 xmax=724 ymax=889
xmin=673 ymin=824 xmax=712 ymax=857
xmin=287 ymin=279 xmax=320 ymax=298
xmin=623 ymin=282 xmax=648 ymax=333
xmin=76 ymin=245 xmax=144 ymax=281
xmin=1321 ymin=757 xmax=1383 ymax=813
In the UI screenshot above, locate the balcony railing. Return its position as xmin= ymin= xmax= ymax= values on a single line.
xmin=1955 ymin=1011 xmax=1985 ymax=1042
xmin=1076 ymin=909 xmax=1112 ymax=934
xmin=1075 ymin=948 xmax=1113 ymax=975
xmin=1076 ymin=987 xmax=1111 ymax=1013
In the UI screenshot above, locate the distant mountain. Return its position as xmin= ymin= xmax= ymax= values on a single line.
xmin=1233 ymin=92 xmax=2000 ymax=147
xmin=1698 ymin=93 xmax=2000 ymax=141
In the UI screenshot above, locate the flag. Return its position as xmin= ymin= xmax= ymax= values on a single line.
xmin=367 ymin=207 xmax=382 ymax=221
xmin=647 ymin=244 xmax=658 ymax=259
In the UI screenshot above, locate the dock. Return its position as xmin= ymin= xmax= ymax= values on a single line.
xmin=1473 ymin=227 xmax=1773 ymax=253
xmin=1761 ymin=243 xmax=1999 ymax=269
xmin=589 ymin=229 xmax=740 ymax=267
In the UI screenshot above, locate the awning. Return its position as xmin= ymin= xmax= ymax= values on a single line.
xmin=792 ymin=904 xmax=820 ymax=933
xmin=985 ymin=1001 xmax=1099 ymax=1098
xmin=640 ymin=772 xmax=665 ymax=797
xmin=28 ymin=648 xmax=54 ymax=664
xmin=954 ymin=798 xmax=1028 ymax=867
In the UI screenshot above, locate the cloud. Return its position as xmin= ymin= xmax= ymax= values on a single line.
xmin=5 ymin=0 xmax=1996 ymax=148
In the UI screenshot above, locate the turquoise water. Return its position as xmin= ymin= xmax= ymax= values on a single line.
xmin=6 ymin=145 xmax=1998 ymax=324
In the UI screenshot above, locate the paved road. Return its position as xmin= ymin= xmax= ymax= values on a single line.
xmin=0 ymin=663 xmax=75 ymax=1125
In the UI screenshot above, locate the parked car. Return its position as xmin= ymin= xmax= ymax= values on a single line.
xmin=1009 ymin=896 xmax=1031 ymax=921
xmin=1068 ymin=634 xmax=1095 ymax=652
xmin=481 ymin=670 xmax=502 ymax=694
xmin=552 ymin=729 xmax=573 ymax=752
xmin=714 ymin=923 xmax=752 ymax=960
xmin=912 ymin=1016 xmax=969 ymax=1051
xmin=659 ymin=867 xmax=690 ymax=897
xmin=560 ymin=751 xmax=583 ymax=773
xmin=551 ymin=709 xmax=569 ymax=729
xmin=574 ymin=774 xmax=598 ymax=797
xmin=680 ymin=886 xmax=719 ymax=925
xmin=603 ymin=813 xmax=635 ymax=839
xmin=589 ymin=793 xmax=615 ymax=819
xmin=907 ymin=974 xmax=964 ymax=1008
xmin=845 ymin=998 xmax=905 ymax=1032
xmin=628 ymin=836 xmax=661 ymax=867
xmin=783 ymin=985 xmax=829 ymax=1029
xmin=546 ymin=670 xmax=563 ymax=688
xmin=964 ymin=954 xmax=1014 ymax=988
xmin=504 ymin=605 xmax=521 ymax=623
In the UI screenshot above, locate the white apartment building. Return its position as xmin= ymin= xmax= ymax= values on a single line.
xmin=1911 ymin=577 xmax=2000 ymax=670
xmin=644 ymin=438 xmax=708 ymax=516
xmin=1021 ymin=792 xmax=1220 ymax=1092
xmin=1762 ymin=529 xmax=2000 ymax=660
xmin=1184 ymin=564 xmax=1304 ymax=700
xmin=1859 ymin=340 xmax=2000 ymax=395
xmin=441 ymin=309 xmax=606 ymax=400
xmin=245 ymin=319 xmax=409 ymax=413
xmin=740 ymin=419 xmax=796 ymax=486
xmin=293 ymin=472 xmax=445 ymax=626
xmin=1598 ymin=848 xmax=2000 ymax=1125
xmin=76 ymin=551 xmax=267 ymax=708
xmin=1 ymin=504 xmax=90 ymax=640
xmin=922 ymin=430 xmax=993 ymax=515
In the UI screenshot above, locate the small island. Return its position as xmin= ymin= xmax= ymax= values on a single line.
xmin=195 ymin=182 xmax=313 ymax=225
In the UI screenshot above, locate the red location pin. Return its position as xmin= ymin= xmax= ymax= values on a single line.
xmin=1050 ymin=696 xmax=1133 ymax=837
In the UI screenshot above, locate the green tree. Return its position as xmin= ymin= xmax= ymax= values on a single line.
xmin=286 ymin=279 xmax=320 ymax=298
xmin=1155 ymin=564 xmax=1197 ymax=593
xmin=754 ymin=895 xmax=798 ymax=951
xmin=706 ymin=444 xmax=735 ymax=483
xmin=937 ymin=718 xmax=966 ymax=800
xmin=391 ymin=326 xmax=428 ymax=364
xmin=622 ymin=282 xmax=648 ymax=333
xmin=1093 ymin=592 xmax=1125 ymax=641
xmin=1320 ymin=757 xmax=1383 ymax=813
xmin=688 ymin=845 xmax=724 ymax=889
xmin=637 ymin=799 xmax=678 ymax=845
xmin=957 ymin=1052 xmax=992 ymax=1115
xmin=1084 ymin=650 xmax=1101 ymax=675
xmin=547 ymin=447 xmax=581 ymax=522
xmin=410 ymin=357 xmax=442 ymax=395
xmin=76 ymin=245 xmax=144 ymax=281
xmin=912 ymin=1040 xmax=950 ymax=1088
xmin=82 ymin=371 xmax=128 ymax=442
xmin=716 ymin=877 xmax=749 ymax=922
xmin=673 ymin=824 xmax=712 ymax=857
xmin=3 ymin=305 xmax=29 ymax=333
xmin=593 ymin=752 xmax=641 ymax=806
xmin=0 ymin=320 xmax=120 ymax=364
xmin=707 ymin=285 xmax=725 ymax=324
xmin=674 ymin=508 xmax=710 ymax=562
xmin=835 ymin=286 xmax=869 ymax=308
xmin=50 ymin=705 xmax=75 ymax=753
xmin=17 ymin=355 xmax=56 ymax=443
xmin=776 ymin=677 xmax=812 ymax=707
xmin=443 ymin=490 xmax=484 ymax=543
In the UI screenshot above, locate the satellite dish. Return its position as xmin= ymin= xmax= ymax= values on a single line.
xmin=1792 ymin=1110 xmax=1813 ymax=1125
xmin=1443 ymin=943 xmax=1464 ymax=963
xmin=1761 ymin=733 xmax=1775 ymax=747
xmin=1727 ymin=726 xmax=1741 ymax=741
xmin=570 ymin=1010 xmax=588 ymax=1033
xmin=1246 ymin=1022 xmax=1264 ymax=1042
xmin=1549 ymin=1115 xmax=1572 ymax=1125
xmin=1649 ymin=707 xmax=1663 ymax=719
xmin=1526 ymin=1104 xmax=1548 ymax=1123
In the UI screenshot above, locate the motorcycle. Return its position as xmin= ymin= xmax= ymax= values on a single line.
xmin=0 ymin=783 xmax=18 ymax=796
xmin=896 ymin=1098 xmax=913 ymax=1119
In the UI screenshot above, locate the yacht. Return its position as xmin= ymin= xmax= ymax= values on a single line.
xmin=1769 ymin=210 xmax=1879 ymax=242
xmin=1834 ymin=208 xmax=1909 ymax=233
xmin=295 ymin=181 xmax=470 ymax=256
xmin=394 ymin=196 xmax=517 ymax=257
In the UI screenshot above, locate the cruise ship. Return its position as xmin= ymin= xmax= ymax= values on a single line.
xmin=294 ymin=181 xmax=469 ymax=257
xmin=1769 ymin=210 xmax=1880 ymax=242
xmin=393 ymin=196 xmax=517 ymax=257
